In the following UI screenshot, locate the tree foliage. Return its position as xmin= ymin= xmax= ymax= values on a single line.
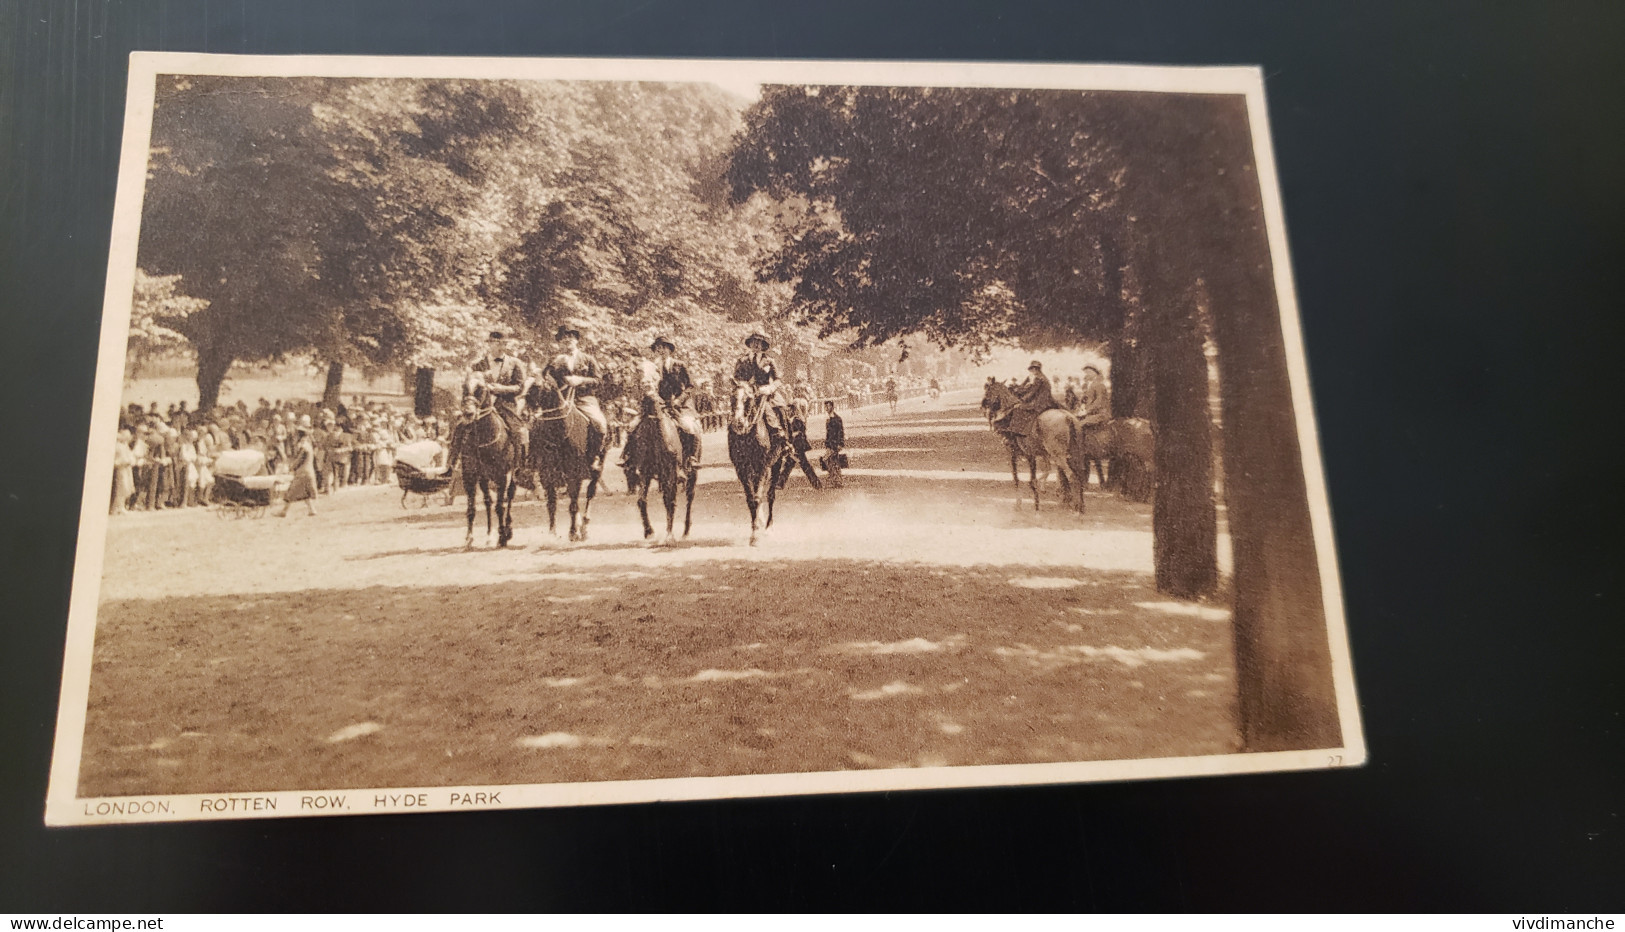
xmin=126 ymin=270 xmax=203 ymax=377
xmin=137 ymin=77 xmax=783 ymax=404
xmin=727 ymin=86 xmax=1140 ymax=353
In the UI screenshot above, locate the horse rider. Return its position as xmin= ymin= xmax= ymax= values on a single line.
xmin=618 ymin=335 xmax=701 ymax=471
xmin=468 ymin=330 xmax=530 ymax=462
xmin=996 ymin=360 xmax=1059 ymax=436
xmin=1076 ymin=366 xmax=1111 ymax=431
xmin=732 ymin=331 xmax=790 ymax=448
xmin=542 ymin=324 xmax=609 ymax=467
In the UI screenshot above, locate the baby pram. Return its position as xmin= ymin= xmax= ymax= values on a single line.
xmin=394 ymin=440 xmax=452 ymax=507
xmin=209 ymin=448 xmax=290 ymax=517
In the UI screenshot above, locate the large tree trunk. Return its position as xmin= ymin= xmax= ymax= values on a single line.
xmin=1108 ymin=337 xmax=1145 ymax=420
xmin=1145 ymin=280 xmax=1218 ymax=600
xmin=413 ymin=367 xmax=436 ymax=417
xmin=195 ymin=344 xmax=233 ymax=412
xmin=321 ymin=360 xmax=344 ymax=411
xmin=1201 ymin=97 xmax=1342 ymax=752
xmin=1209 ymin=267 xmax=1340 ymax=751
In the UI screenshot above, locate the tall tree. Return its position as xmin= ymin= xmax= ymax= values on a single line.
xmin=138 ymin=76 xmax=339 ymax=408
xmin=137 ymin=77 xmax=515 ymax=408
xmin=728 ymin=85 xmax=1339 ymax=750
xmin=727 ymin=85 xmax=1217 ymax=595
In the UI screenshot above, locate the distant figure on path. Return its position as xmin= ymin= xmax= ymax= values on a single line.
xmin=821 ymin=400 xmax=846 ymax=488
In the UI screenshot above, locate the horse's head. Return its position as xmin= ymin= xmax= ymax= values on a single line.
xmin=730 ymin=385 xmax=753 ymax=433
xmin=523 ymin=379 xmax=551 ymax=412
xmin=983 ymin=380 xmax=1016 ymax=415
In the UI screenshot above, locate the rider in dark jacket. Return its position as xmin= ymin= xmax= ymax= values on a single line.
xmin=542 ymin=325 xmax=608 ymax=468
xmin=998 ymin=361 xmax=1058 ymax=436
xmin=733 ymin=332 xmax=787 ymax=446
xmin=619 ymin=336 xmax=701 ymax=470
xmin=468 ymin=331 xmax=530 ymax=461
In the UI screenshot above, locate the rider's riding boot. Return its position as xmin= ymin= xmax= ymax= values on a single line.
xmin=681 ymin=434 xmax=699 ymax=470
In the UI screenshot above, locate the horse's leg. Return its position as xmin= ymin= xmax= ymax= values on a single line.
xmin=682 ymin=467 xmax=697 ymax=539
xmin=662 ymin=468 xmax=678 ymax=544
xmin=477 ymin=480 xmax=490 ymax=539
xmin=638 ymin=474 xmax=654 ymax=539
xmin=495 ymin=475 xmax=508 ymax=547
xmin=739 ymin=469 xmax=761 ymax=546
xmin=1029 ymin=456 xmax=1041 ymax=512
xmin=545 ymin=484 xmax=558 ymax=536
xmin=567 ymin=481 xmax=580 ymax=541
xmin=499 ymin=474 xmax=516 ymax=547
xmin=1055 ymin=448 xmax=1081 ymax=514
xmin=579 ymin=471 xmax=597 ymax=542
xmin=765 ymin=465 xmax=780 ymax=530
xmin=463 ymin=475 xmax=477 ymax=547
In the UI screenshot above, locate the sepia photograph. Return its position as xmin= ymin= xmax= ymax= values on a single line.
xmin=47 ymin=53 xmax=1363 ymax=825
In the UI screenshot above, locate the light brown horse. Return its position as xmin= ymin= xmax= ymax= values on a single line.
xmin=982 ymin=380 xmax=1080 ymax=512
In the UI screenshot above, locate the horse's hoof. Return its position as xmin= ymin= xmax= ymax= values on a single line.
xmin=664 ymin=534 xmax=677 ymax=546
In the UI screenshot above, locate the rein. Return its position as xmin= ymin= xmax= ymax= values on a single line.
xmin=529 ymin=384 xmax=575 ymax=423
xmin=470 ymin=404 xmax=508 ymax=452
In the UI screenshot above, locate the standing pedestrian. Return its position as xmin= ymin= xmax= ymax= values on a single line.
xmin=325 ymin=419 xmax=352 ymax=493
xmin=821 ymin=400 xmax=846 ymax=488
xmin=275 ymin=416 xmax=319 ymax=517
xmin=111 ymin=430 xmax=135 ymax=514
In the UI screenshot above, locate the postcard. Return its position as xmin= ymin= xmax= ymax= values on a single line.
xmin=48 ymin=52 xmax=1362 ymax=824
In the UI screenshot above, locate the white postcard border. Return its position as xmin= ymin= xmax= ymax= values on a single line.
xmin=46 ymin=52 xmax=1364 ymax=827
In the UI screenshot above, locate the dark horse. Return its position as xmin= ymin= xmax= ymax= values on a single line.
xmin=624 ymin=392 xmax=698 ymax=545
xmin=728 ymin=387 xmax=800 ymax=546
xmin=459 ymin=381 xmax=519 ymax=547
xmin=1069 ymin=415 xmax=1156 ymax=503
xmin=981 ymin=379 xmax=1081 ymax=513
xmin=526 ymin=379 xmax=603 ymax=542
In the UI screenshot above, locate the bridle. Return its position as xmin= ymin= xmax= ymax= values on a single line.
xmin=528 ymin=381 xmax=575 ymax=423
xmin=469 ymin=402 xmax=508 ymax=452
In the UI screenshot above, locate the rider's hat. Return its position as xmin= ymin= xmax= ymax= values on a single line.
xmin=650 ymin=336 xmax=676 ymax=352
xmin=1028 ymin=360 xmax=1043 ymax=371
xmin=555 ymin=325 xmax=581 ymax=341
xmin=488 ymin=330 xmax=506 ymax=341
xmin=745 ymin=332 xmax=770 ymax=350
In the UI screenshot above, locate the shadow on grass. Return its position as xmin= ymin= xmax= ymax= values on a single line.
xmin=80 ymin=559 xmax=1242 ymax=798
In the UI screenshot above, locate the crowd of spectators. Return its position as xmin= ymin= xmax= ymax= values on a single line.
xmin=108 ymin=373 xmax=975 ymax=515
xmin=110 ymin=396 xmax=445 ymax=515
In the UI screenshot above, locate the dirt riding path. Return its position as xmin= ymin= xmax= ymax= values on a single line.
xmin=81 ymin=390 xmax=1240 ymax=796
